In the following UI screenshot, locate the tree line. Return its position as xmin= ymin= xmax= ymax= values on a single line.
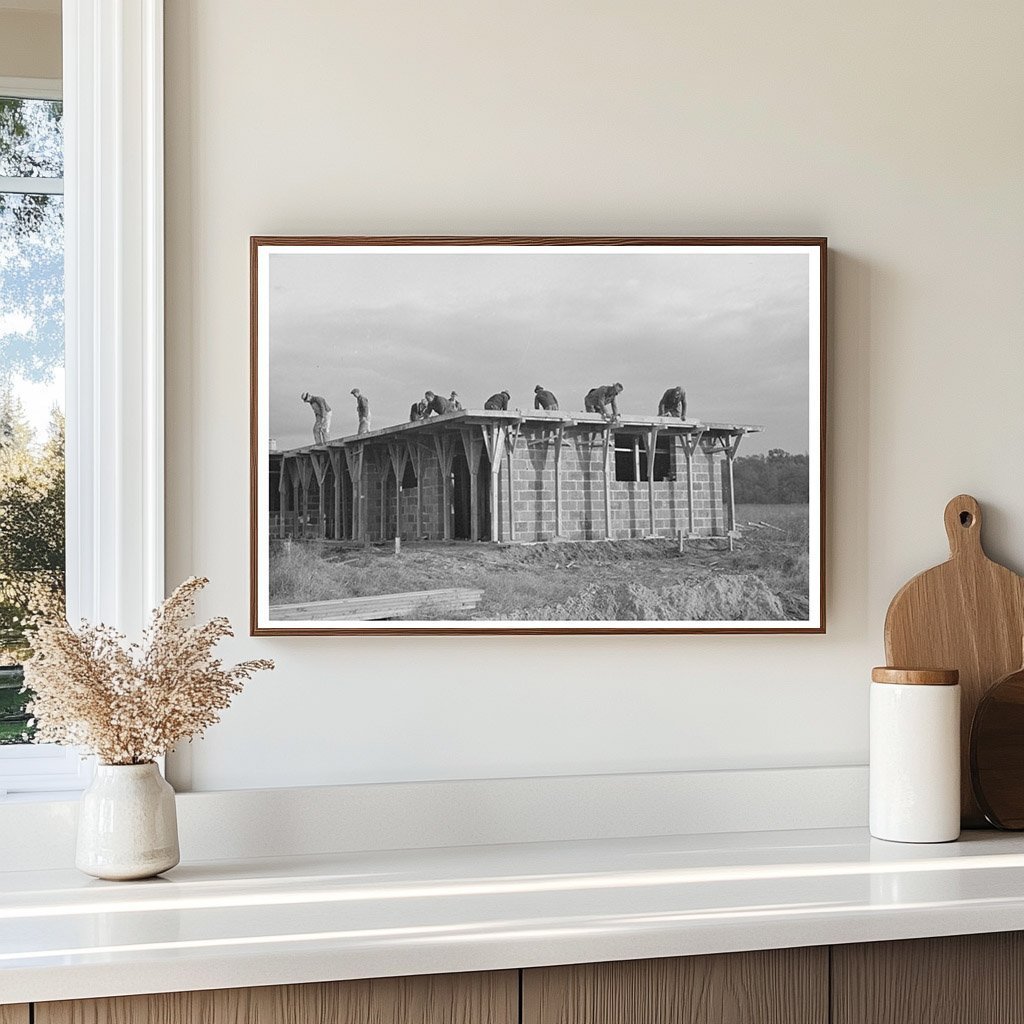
xmin=0 ymin=390 xmax=64 ymax=664
xmin=732 ymin=449 xmax=809 ymax=504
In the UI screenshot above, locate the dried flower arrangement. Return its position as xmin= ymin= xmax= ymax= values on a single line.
xmin=23 ymin=577 xmax=273 ymax=765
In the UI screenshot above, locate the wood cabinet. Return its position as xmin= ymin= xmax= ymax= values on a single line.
xmin=17 ymin=933 xmax=1024 ymax=1024
xmin=522 ymin=948 xmax=827 ymax=1024
xmin=832 ymin=932 xmax=1024 ymax=1024
xmin=35 ymin=972 xmax=517 ymax=1024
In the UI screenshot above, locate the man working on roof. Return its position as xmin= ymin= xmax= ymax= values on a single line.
xmin=658 ymin=386 xmax=687 ymax=420
xmin=350 ymin=388 xmax=371 ymax=434
xmin=534 ymin=385 xmax=559 ymax=410
xmin=448 ymin=391 xmax=463 ymax=411
xmin=423 ymin=391 xmax=450 ymax=416
xmin=484 ymin=390 xmax=511 ymax=410
xmin=302 ymin=391 xmax=332 ymax=445
xmin=584 ymin=382 xmax=623 ymax=419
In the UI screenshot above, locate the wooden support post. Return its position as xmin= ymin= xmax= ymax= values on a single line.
xmin=681 ymin=428 xmax=704 ymax=540
xmin=340 ymin=454 xmax=348 ymax=540
xmin=296 ymin=456 xmax=313 ymax=539
xmin=414 ymin=445 xmax=423 ymax=540
xmin=358 ymin=446 xmax=368 ymax=546
xmin=327 ymin=448 xmax=344 ymax=540
xmin=388 ymin=443 xmax=409 ymax=541
xmin=379 ymin=455 xmax=388 ymax=542
xmin=480 ymin=424 xmax=506 ymax=543
xmin=287 ymin=459 xmax=301 ymax=539
xmin=460 ymin=428 xmax=483 ymax=542
xmin=310 ymin=452 xmax=328 ymax=539
xmin=343 ymin=448 xmax=356 ymax=542
xmin=633 ymin=436 xmax=640 ymax=483
xmin=344 ymin=446 xmax=366 ymax=546
xmin=727 ymin=453 xmax=736 ymax=549
xmin=433 ymin=433 xmax=454 ymax=541
xmin=644 ymin=426 xmax=659 ymax=538
xmin=602 ymin=424 xmax=613 ymax=540
xmin=726 ymin=429 xmax=745 ymax=547
xmin=553 ymin=424 xmax=565 ymax=539
xmin=278 ymin=456 xmax=289 ymax=539
xmin=469 ymin=463 xmax=479 ymax=541
xmin=505 ymin=419 xmax=522 ymax=543
xmin=490 ymin=451 xmax=501 ymax=543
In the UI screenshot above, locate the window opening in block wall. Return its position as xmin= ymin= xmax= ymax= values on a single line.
xmin=613 ymin=434 xmax=675 ymax=482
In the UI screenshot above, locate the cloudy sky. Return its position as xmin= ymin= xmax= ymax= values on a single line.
xmin=268 ymin=247 xmax=812 ymax=455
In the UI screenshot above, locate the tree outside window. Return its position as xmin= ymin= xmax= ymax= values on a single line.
xmin=0 ymin=93 xmax=65 ymax=744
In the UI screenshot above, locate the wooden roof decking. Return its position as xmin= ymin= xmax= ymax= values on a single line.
xmin=276 ymin=409 xmax=764 ymax=458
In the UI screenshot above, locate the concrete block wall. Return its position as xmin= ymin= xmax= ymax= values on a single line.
xmin=501 ymin=427 xmax=726 ymax=542
xmin=399 ymin=447 xmax=445 ymax=540
xmin=336 ymin=427 xmax=727 ymax=544
xmin=362 ymin=447 xmax=447 ymax=541
xmin=350 ymin=445 xmax=455 ymax=541
xmin=288 ymin=466 xmax=327 ymax=536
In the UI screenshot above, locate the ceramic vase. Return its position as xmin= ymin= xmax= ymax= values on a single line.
xmin=76 ymin=762 xmax=180 ymax=880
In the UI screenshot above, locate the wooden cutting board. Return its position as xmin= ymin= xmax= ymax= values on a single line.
xmin=884 ymin=494 xmax=1024 ymax=827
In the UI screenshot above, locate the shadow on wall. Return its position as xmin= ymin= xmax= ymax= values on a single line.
xmin=828 ymin=250 xmax=874 ymax=634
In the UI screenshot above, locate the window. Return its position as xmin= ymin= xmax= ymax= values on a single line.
xmin=0 ymin=80 xmax=80 ymax=796
xmin=614 ymin=434 xmax=676 ymax=482
xmin=0 ymin=85 xmax=64 ymax=741
xmin=0 ymin=8 xmax=167 ymax=797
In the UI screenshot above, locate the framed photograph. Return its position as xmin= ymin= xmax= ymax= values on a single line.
xmin=250 ymin=236 xmax=826 ymax=635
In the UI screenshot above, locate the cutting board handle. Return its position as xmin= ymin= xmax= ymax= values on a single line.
xmin=944 ymin=494 xmax=983 ymax=559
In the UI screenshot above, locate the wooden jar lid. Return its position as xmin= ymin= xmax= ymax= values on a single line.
xmin=871 ymin=667 xmax=960 ymax=686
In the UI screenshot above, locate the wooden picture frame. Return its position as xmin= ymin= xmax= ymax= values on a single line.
xmin=250 ymin=236 xmax=826 ymax=635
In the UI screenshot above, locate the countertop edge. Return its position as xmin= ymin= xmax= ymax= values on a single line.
xmin=8 ymin=899 xmax=1024 ymax=1005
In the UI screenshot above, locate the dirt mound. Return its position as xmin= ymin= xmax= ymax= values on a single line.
xmin=489 ymin=539 xmax=682 ymax=567
xmin=515 ymin=574 xmax=786 ymax=621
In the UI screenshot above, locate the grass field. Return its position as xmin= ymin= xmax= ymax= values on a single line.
xmin=270 ymin=503 xmax=811 ymax=622
xmin=0 ymin=675 xmax=32 ymax=745
xmin=736 ymin=503 xmax=810 ymax=543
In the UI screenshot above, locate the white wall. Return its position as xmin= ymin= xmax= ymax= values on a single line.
xmin=164 ymin=0 xmax=1024 ymax=791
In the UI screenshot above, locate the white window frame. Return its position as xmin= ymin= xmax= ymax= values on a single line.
xmin=0 ymin=77 xmax=64 ymax=191
xmin=0 ymin=74 xmax=81 ymax=797
xmin=0 ymin=0 xmax=164 ymax=799
xmin=0 ymin=76 xmax=61 ymax=101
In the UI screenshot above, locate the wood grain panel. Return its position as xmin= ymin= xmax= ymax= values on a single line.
xmin=833 ymin=933 xmax=1024 ymax=1024
xmin=522 ymin=949 xmax=828 ymax=1024
xmin=0 ymin=1007 xmax=29 ymax=1024
xmin=884 ymin=493 xmax=1024 ymax=826
xmin=37 ymin=971 xmax=517 ymax=1024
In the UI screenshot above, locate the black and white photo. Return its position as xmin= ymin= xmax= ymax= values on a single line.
xmin=250 ymin=237 xmax=825 ymax=635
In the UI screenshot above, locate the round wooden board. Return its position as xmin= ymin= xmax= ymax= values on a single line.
xmin=971 ymin=664 xmax=1024 ymax=829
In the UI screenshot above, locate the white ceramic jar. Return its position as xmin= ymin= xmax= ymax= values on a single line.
xmin=76 ymin=762 xmax=180 ymax=880
xmin=870 ymin=667 xmax=960 ymax=843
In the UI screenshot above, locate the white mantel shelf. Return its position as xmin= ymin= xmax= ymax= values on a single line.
xmin=4 ymin=826 xmax=1024 ymax=1004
